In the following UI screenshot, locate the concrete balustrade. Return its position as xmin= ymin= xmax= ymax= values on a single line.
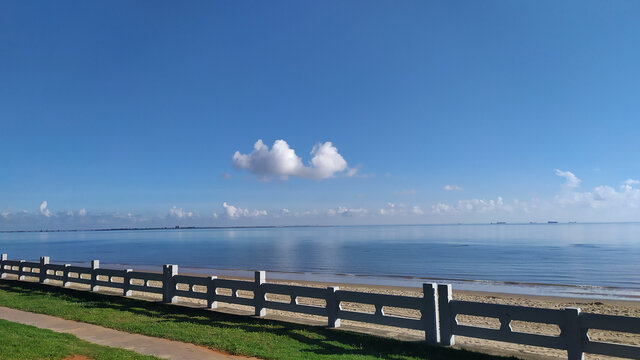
xmin=1 ymin=253 xmax=639 ymax=359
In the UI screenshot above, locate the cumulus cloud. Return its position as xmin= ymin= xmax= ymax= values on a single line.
xmin=378 ymin=202 xmax=425 ymax=216
xmin=222 ymin=202 xmax=248 ymax=219
xmin=327 ymin=206 xmax=367 ymax=217
xmin=622 ymin=179 xmax=640 ymax=191
xmin=232 ymin=139 xmax=350 ymax=179
xmin=40 ymin=201 xmax=51 ymax=217
xmin=444 ymin=184 xmax=463 ymax=192
xmin=430 ymin=171 xmax=640 ymax=222
xmin=432 ymin=197 xmax=509 ymax=214
xmin=169 ymin=206 xmax=196 ymax=219
xmin=555 ymin=169 xmax=581 ymax=188
xmin=378 ymin=202 xmax=396 ymax=215
xmin=550 ymin=171 xmax=640 ymax=210
xmin=555 ymin=182 xmax=640 ymax=209
xmin=221 ymin=202 xmax=267 ymax=219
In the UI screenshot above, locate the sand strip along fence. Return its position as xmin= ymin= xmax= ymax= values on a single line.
xmin=1 ymin=253 xmax=639 ymax=360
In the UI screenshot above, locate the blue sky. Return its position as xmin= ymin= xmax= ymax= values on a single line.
xmin=2 ymin=1 xmax=640 ymax=230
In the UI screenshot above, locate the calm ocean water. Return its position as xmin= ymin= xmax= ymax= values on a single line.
xmin=1 ymin=223 xmax=639 ymax=299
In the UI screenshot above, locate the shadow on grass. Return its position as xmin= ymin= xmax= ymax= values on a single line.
xmin=0 ymin=280 xmax=516 ymax=360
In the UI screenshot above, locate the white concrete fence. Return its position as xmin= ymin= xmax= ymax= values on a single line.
xmin=1 ymin=254 xmax=639 ymax=360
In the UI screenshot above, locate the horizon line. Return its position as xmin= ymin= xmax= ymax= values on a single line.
xmin=3 ymin=221 xmax=640 ymax=234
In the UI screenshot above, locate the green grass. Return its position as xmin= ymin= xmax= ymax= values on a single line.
xmin=0 ymin=280 xmax=516 ymax=360
xmin=0 ymin=318 xmax=159 ymax=360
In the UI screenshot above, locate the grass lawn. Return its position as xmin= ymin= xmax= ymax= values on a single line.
xmin=0 ymin=280 xmax=516 ymax=360
xmin=0 ymin=318 xmax=159 ymax=360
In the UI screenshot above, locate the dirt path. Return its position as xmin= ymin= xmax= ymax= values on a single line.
xmin=0 ymin=306 xmax=257 ymax=360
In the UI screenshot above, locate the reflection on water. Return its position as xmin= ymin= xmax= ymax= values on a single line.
xmin=1 ymin=223 xmax=640 ymax=299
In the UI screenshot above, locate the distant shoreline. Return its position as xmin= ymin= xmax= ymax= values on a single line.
xmin=3 ymin=221 xmax=640 ymax=234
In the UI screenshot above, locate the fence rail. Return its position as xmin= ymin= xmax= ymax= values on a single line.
xmin=0 ymin=253 xmax=638 ymax=359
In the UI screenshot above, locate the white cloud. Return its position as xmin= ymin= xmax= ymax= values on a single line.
xmin=432 ymin=197 xmax=509 ymax=214
xmin=378 ymin=202 xmax=397 ymax=215
xmin=432 ymin=203 xmax=454 ymax=214
xmin=378 ymin=202 xmax=425 ymax=216
xmin=222 ymin=202 xmax=248 ymax=219
xmin=221 ymin=202 xmax=267 ymax=219
xmin=232 ymin=139 xmax=350 ymax=179
xmin=78 ymin=208 xmax=87 ymax=216
xmin=622 ymin=179 xmax=640 ymax=191
xmin=328 ymin=206 xmax=367 ymax=217
xmin=169 ymin=206 xmax=196 ymax=219
xmin=444 ymin=184 xmax=463 ymax=192
xmin=40 ymin=201 xmax=51 ymax=217
xmin=555 ymin=169 xmax=581 ymax=188
xmin=555 ymin=182 xmax=640 ymax=209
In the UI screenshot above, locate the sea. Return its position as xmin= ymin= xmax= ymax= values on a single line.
xmin=1 ymin=223 xmax=639 ymax=300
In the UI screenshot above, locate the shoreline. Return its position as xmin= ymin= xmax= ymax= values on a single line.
xmin=56 ymin=260 xmax=640 ymax=302
xmin=3 ymin=221 xmax=640 ymax=233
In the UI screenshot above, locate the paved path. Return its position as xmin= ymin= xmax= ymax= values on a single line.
xmin=0 ymin=306 xmax=255 ymax=360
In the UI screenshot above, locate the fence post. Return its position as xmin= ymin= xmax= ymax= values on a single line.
xmin=254 ymin=271 xmax=266 ymax=317
xmin=162 ymin=264 xmax=178 ymax=303
xmin=62 ymin=264 xmax=71 ymax=287
xmin=326 ymin=286 xmax=340 ymax=328
xmin=123 ymin=269 xmax=132 ymax=296
xmin=18 ymin=260 xmax=26 ymax=280
xmin=437 ymin=284 xmax=455 ymax=346
xmin=564 ymin=307 xmax=584 ymax=360
xmin=39 ymin=256 xmax=50 ymax=283
xmin=207 ymin=276 xmax=218 ymax=309
xmin=1 ymin=254 xmax=7 ymax=278
xmin=90 ymin=260 xmax=99 ymax=291
xmin=423 ymin=283 xmax=440 ymax=344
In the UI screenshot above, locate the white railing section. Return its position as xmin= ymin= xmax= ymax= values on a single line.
xmin=0 ymin=254 xmax=638 ymax=360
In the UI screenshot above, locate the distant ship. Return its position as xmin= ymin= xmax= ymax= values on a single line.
xmin=496 ymin=221 xmax=506 ymax=224
xmin=547 ymin=221 xmax=558 ymax=224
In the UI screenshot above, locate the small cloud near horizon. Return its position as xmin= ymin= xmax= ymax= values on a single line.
xmin=40 ymin=201 xmax=51 ymax=217
xmin=555 ymin=169 xmax=581 ymax=188
xmin=221 ymin=202 xmax=267 ymax=219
